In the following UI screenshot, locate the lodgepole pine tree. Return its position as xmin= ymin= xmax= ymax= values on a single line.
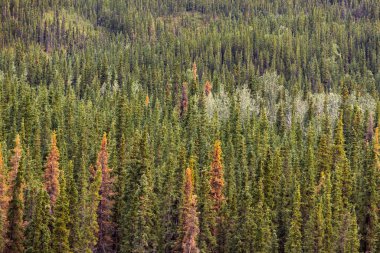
xmin=210 ymin=140 xmax=225 ymax=251
xmin=181 ymin=168 xmax=200 ymax=253
xmin=254 ymin=178 xmax=275 ymax=252
xmin=131 ymin=173 xmax=156 ymax=253
xmin=65 ymin=161 xmax=80 ymax=252
xmin=25 ymin=189 xmax=51 ymax=253
xmin=75 ymin=158 xmax=102 ymax=252
xmin=331 ymin=111 xmax=359 ymax=252
xmin=303 ymin=197 xmax=324 ymax=253
xmin=44 ymin=132 xmax=60 ymax=207
xmin=96 ymin=133 xmax=115 ymax=253
xmin=0 ymin=145 xmax=9 ymax=252
xmin=9 ymin=135 xmax=22 ymax=191
xmin=5 ymin=151 xmax=25 ymax=253
xmin=360 ymin=127 xmax=380 ymax=252
xmin=210 ymin=140 xmax=225 ymax=216
xmin=52 ymin=171 xmax=70 ymax=253
xmin=323 ymin=172 xmax=334 ymax=253
xmin=209 ymin=139 xmax=225 ymax=244
xmin=285 ymin=182 xmax=302 ymax=253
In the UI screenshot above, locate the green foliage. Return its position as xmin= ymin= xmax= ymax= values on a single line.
xmin=52 ymin=171 xmax=71 ymax=253
xmin=0 ymin=0 xmax=379 ymax=252
xmin=25 ymin=189 xmax=51 ymax=253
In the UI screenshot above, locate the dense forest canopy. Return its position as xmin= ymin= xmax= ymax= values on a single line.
xmin=0 ymin=0 xmax=379 ymax=252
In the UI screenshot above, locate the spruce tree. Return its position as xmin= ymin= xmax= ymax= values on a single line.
xmin=181 ymin=168 xmax=200 ymax=253
xmin=44 ymin=132 xmax=60 ymax=207
xmin=360 ymin=127 xmax=380 ymax=252
xmin=285 ymin=182 xmax=302 ymax=253
xmin=0 ymin=144 xmax=9 ymax=252
xmin=65 ymin=161 xmax=80 ymax=252
xmin=52 ymin=171 xmax=71 ymax=253
xmin=254 ymin=179 xmax=275 ymax=252
xmin=209 ymin=139 xmax=225 ymax=249
xmin=25 ymin=189 xmax=51 ymax=253
xmin=96 ymin=133 xmax=115 ymax=253
xmin=5 ymin=153 xmax=25 ymax=253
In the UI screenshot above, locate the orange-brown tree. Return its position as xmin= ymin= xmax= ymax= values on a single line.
xmin=9 ymin=135 xmax=22 ymax=191
xmin=210 ymin=140 xmax=225 ymax=237
xmin=205 ymin=81 xmax=212 ymax=97
xmin=44 ymin=132 xmax=60 ymax=207
xmin=5 ymin=135 xmax=25 ymax=253
xmin=96 ymin=133 xmax=115 ymax=253
xmin=181 ymin=168 xmax=200 ymax=253
xmin=0 ymin=144 xmax=9 ymax=251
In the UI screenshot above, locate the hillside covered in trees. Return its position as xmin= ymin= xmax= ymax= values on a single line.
xmin=0 ymin=0 xmax=379 ymax=252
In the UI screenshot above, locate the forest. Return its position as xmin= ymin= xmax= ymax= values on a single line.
xmin=0 ymin=0 xmax=379 ymax=252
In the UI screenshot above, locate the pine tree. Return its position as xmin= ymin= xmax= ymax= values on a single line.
xmin=209 ymin=139 xmax=225 ymax=244
xmin=303 ymin=197 xmax=324 ymax=253
xmin=65 ymin=161 xmax=80 ymax=252
xmin=5 ymin=154 xmax=25 ymax=253
xmin=25 ymin=189 xmax=51 ymax=253
xmin=316 ymin=97 xmax=332 ymax=177
xmin=323 ymin=172 xmax=334 ymax=253
xmin=180 ymin=82 xmax=189 ymax=118
xmin=0 ymin=144 xmax=9 ymax=252
xmin=52 ymin=171 xmax=71 ymax=253
xmin=9 ymin=134 xmax=22 ymax=191
xmin=360 ymin=127 xmax=380 ymax=252
xmin=131 ymin=173 xmax=156 ymax=253
xmin=114 ymin=134 xmax=127 ymax=251
xmin=254 ymin=179 xmax=275 ymax=253
xmin=44 ymin=132 xmax=60 ymax=207
xmin=210 ymin=140 xmax=225 ymax=215
xmin=87 ymin=165 xmax=102 ymax=252
xmin=331 ymin=111 xmax=359 ymax=252
xmin=121 ymin=131 xmax=156 ymax=252
xmin=181 ymin=168 xmax=200 ymax=253
xmin=285 ymin=182 xmax=302 ymax=253
xmin=333 ymin=111 xmax=353 ymax=207
xmin=75 ymin=158 xmax=102 ymax=253
xmin=96 ymin=133 xmax=115 ymax=253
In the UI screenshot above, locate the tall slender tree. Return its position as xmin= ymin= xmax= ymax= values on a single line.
xmin=0 ymin=145 xmax=9 ymax=252
xmin=44 ymin=132 xmax=60 ymax=207
xmin=25 ymin=189 xmax=51 ymax=253
xmin=5 ymin=149 xmax=25 ymax=253
xmin=209 ymin=139 xmax=225 ymax=248
xmin=96 ymin=133 xmax=115 ymax=253
xmin=52 ymin=171 xmax=70 ymax=253
xmin=181 ymin=168 xmax=200 ymax=253
xmin=285 ymin=182 xmax=302 ymax=253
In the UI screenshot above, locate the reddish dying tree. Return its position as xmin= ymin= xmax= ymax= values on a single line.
xmin=0 ymin=144 xmax=9 ymax=251
xmin=145 ymin=94 xmax=150 ymax=107
xmin=204 ymin=81 xmax=212 ymax=97
xmin=209 ymin=140 xmax=225 ymax=237
xmin=210 ymin=140 xmax=225 ymax=212
xmin=0 ymin=144 xmax=9 ymax=211
xmin=44 ymin=132 xmax=60 ymax=206
xmin=192 ymin=62 xmax=197 ymax=81
xmin=180 ymin=82 xmax=188 ymax=117
xmin=9 ymin=135 xmax=22 ymax=190
xmin=181 ymin=168 xmax=200 ymax=253
xmin=5 ymin=135 xmax=25 ymax=253
xmin=96 ymin=133 xmax=115 ymax=253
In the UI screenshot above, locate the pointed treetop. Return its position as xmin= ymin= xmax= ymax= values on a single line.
xmin=44 ymin=131 xmax=60 ymax=206
xmin=210 ymin=140 xmax=225 ymax=212
xmin=192 ymin=62 xmax=197 ymax=81
xmin=205 ymin=81 xmax=212 ymax=96
xmin=10 ymin=134 xmax=22 ymax=180
xmin=182 ymin=167 xmax=199 ymax=253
